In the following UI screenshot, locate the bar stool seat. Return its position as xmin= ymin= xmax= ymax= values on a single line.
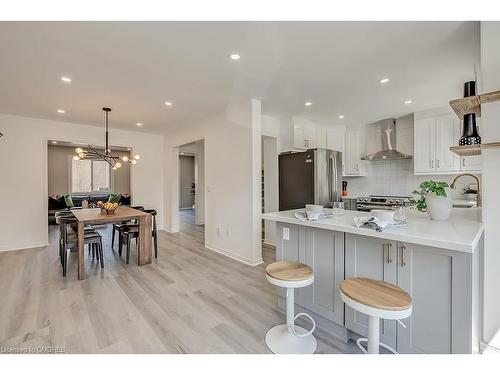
xmin=340 ymin=277 xmax=412 ymax=354
xmin=265 ymin=261 xmax=317 ymax=354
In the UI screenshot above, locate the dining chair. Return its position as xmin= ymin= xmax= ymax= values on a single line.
xmin=119 ymin=209 xmax=158 ymax=264
xmin=111 ymin=206 xmax=145 ymax=251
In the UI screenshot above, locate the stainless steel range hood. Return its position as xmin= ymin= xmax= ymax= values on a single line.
xmin=361 ymin=118 xmax=412 ymax=160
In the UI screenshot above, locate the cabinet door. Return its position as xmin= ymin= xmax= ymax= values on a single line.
xmin=344 ymin=128 xmax=366 ymax=176
xmin=435 ymin=115 xmax=460 ymax=172
xmin=414 ymin=118 xmax=436 ymax=173
xmin=396 ymin=242 xmax=473 ymax=354
xmin=276 ymin=223 xmax=305 ymax=304
xmin=461 ymin=155 xmax=482 ymax=171
xmin=345 ymin=234 xmax=397 ymax=348
xmin=293 ymin=124 xmax=307 ymax=150
xmin=303 ymin=228 xmax=344 ymax=325
xmin=304 ymin=126 xmax=318 ymax=149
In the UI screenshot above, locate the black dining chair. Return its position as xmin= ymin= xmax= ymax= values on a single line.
xmin=56 ymin=215 xmax=104 ymax=276
xmin=119 ymin=209 xmax=158 ymax=264
xmin=111 ymin=206 xmax=144 ymax=250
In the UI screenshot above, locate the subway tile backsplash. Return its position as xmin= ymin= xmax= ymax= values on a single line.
xmin=344 ymin=159 xmax=477 ymax=198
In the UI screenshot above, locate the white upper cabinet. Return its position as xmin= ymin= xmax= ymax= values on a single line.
xmin=344 ymin=126 xmax=366 ymax=176
xmin=293 ymin=118 xmax=317 ymax=150
xmin=414 ymin=113 xmax=479 ymax=174
xmin=435 ymin=115 xmax=461 ymax=172
xmin=326 ymin=126 xmax=345 ymax=153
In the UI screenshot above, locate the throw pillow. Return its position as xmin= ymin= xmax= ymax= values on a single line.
xmin=108 ymin=193 xmax=121 ymax=204
xmin=64 ymin=194 xmax=74 ymax=208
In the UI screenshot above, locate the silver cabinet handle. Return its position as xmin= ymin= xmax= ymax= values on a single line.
xmin=431 ymin=160 xmax=434 ymax=169
xmin=387 ymin=243 xmax=392 ymax=263
xmin=356 ymin=163 xmax=359 ymax=172
xmin=400 ymin=245 xmax=406 ymax=267
xmin=437 ymin=159 xmax=440 ymax=168
xmin=462 ymin=158 xmax=466 ymax=168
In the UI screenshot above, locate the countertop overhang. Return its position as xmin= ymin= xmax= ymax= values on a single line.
xmin=262 ymin=209 xmax=484 ymax=253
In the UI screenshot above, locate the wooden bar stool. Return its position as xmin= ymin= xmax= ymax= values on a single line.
xmin=265 ymin=261 xmax=317 ymax=354
xmin=340 ymin=277 xmax=412 ymax=354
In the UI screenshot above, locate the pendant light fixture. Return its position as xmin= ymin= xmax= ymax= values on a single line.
xmin=74 ymin=107 xmax=139 ymax=170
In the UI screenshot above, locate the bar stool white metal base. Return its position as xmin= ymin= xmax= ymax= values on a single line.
xmin=265 ymin=324 xmax=317 ymax=354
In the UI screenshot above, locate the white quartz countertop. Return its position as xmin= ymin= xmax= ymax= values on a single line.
xmin=262 ymin=208 xmax=484 ymax=253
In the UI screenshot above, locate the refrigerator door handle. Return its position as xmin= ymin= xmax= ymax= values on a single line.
xmin=328 ymin=156 xmax=333 ymax=204
xmin=331 ymin=154 xmax=338 ymax=203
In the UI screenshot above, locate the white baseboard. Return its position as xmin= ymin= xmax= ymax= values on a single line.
xmin=205 ymin=243 xmax=263 ymax=266
xmin=0 ymin=242 xmax=48 ymax=253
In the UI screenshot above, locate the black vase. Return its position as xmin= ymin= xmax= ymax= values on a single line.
xmin=459 ymin=113 xmax=481 ymax=146
xmin=459 ymin=81 xmax=481 ymax=146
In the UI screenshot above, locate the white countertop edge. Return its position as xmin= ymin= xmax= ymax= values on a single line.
xmin=262 ymin=211 xmax=484 ymax=254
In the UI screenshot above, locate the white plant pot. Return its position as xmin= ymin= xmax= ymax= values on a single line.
xmin=426 ymin=188 xmax=452 ymax=221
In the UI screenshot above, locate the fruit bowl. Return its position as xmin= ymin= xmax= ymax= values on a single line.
xmin=97 ymin=201 xmax=119 ymax=215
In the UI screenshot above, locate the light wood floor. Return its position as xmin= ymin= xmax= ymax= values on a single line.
xmin=0 ymin=209 xmax=358 ymax=353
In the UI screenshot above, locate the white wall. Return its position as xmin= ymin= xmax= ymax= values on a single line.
xmin=193 ymin=140 xmax=205 ymax=226
xmin=262 ymin=135 xmax=279 ymax=245
xmin=164 ymin=100 xmax=263 ymax=265
xmin=480 ymin=21 xmax=500 ymax=349
xmin=0 ymin=113 xmax=164 ymax=252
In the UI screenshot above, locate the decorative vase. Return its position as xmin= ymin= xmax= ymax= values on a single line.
xmin=459 ymin=81 xmax=481 ymax=146
xmin=426 ymin=188 xmax=452 ymax=221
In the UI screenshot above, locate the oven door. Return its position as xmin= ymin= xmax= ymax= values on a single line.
xmin=356 ymin=204 xmax=394 ymax=212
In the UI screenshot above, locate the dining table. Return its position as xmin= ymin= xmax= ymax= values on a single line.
xmin=71 ymin=206 xmax=152 ymax=280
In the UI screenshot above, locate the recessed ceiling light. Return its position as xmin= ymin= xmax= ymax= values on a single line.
xmin=51 ymin=141 xmax=58 ymax=144
xmin=61 ymin=76 xmax=72 ymax=83
xmin=136 ymin=122 xmax=143 ymax=127
xmin=229 ymin=53 xmax=241 ymax=60
xmin=304 ymin=101 xmax=312 ymax=106
xmin=338 ymin=115 xmax=345 ymax=119
xmin=57 ymin=109 xmax=65 ymax=114
xmin=165 ymin=101 xmax=173 ymax=106
xmin=380 ymin=78 xmax=390 ymax=84
xmin=404 ymin=99 xmax=413 ymax=104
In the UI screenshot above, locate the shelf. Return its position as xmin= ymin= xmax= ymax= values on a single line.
xmin=450 ymin=142 xmax=500 ymax=157
xmin=449 ymin=90 xmax=500 ymax=118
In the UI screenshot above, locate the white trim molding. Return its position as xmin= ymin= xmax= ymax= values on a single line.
xmin=205 ymin=242 xmax=263 ymax=266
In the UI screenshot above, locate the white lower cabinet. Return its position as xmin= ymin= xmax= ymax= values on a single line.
xmin=345 ymin=234 xmax=398 ymax=349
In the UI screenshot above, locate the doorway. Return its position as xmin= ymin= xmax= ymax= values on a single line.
xmin=178 ymin=140 xmax=205 ymax=229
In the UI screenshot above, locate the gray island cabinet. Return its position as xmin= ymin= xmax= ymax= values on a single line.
xmin=268 ymin=209 xmax=483 ymax=354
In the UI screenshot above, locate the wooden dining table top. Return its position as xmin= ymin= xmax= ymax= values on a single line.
xmin=71 ymin=206 xmax=150 ymax=224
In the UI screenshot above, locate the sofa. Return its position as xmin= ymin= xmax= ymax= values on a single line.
xmin=48 ymin=193 xmax=131 ymax=224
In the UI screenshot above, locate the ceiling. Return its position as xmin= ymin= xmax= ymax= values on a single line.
xmin=0 ymin=21 xmax=479 ymax=133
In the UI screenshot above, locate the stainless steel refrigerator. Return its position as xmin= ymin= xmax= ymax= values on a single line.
xmin=279 ymin=148 xmax=342 ymax=211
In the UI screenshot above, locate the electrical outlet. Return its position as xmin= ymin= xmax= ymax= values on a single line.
xmin=283 ymin=227 xmax=290 ymax=241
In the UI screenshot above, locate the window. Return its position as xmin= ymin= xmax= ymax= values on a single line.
xmin=71 ymin=159 xmax=111 ymax=193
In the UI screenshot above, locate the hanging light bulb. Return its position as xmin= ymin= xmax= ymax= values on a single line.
xmin=112 ymin=166 xmax=117 ymax=170
xmin=131 ymin=159 xmax=137 ymax=164
xmin=134 ymin=154 xmax=140 ymax=160
xmin=75 ymin=147 xmax=83 ymax=154
xmin=72 ymin=155 xmax=80 ymax=161
xmin=78 ymin=153 xmax=85 ymax=158
xmin=121 ymin=155 xmax=129 ymax=162
xmin=115 ymin=162 xmax=122 ymax=168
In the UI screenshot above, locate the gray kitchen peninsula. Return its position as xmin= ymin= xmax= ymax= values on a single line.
xmin=262 ymin=208 xmax=484 ymax=354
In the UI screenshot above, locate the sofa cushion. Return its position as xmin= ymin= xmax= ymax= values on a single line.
xmin=48 ymin=196 xmax=65 ymax=210
xmin=108 ymin=193 xmax=121 ymax=204
xmin=64 ymin=195 xmax=74 ymax=208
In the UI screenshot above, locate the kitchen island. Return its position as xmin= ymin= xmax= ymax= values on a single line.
xmin=262 ymin=208 xmax=483 ymax=354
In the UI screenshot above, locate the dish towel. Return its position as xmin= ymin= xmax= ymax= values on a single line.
xmin=354 ymin=216 xmax=390 ymax=232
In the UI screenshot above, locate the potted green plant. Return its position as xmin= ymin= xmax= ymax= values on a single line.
xmin=411 ymin=180 xmax=452 ymax=221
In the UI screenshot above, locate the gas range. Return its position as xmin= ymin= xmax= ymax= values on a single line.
xmin=356 ymin=195 xmax=411 ymax=212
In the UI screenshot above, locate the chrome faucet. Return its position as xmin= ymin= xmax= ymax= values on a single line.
xmin=450 ymin=174 xmax=481 ymax=207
